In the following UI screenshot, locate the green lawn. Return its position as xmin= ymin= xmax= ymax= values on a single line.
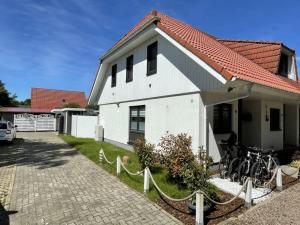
xmin=59 ymin=135 xmax=190 ymax=201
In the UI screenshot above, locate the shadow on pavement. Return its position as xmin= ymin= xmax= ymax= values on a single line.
xmin=0 ymin=137 xmax=79 ymax=170
xmin=0 ymin=202 xmax=17 ymax=225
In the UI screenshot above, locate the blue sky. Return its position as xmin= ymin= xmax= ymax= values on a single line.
xmin=0 ymin=0 xmax=299 ymax=100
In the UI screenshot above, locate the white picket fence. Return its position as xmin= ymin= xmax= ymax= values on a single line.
xmin=14 ymin=113 xmax=56 ymax=131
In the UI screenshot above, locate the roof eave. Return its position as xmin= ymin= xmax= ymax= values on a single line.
xmin=100 ymin=16 xmax=160 ymax=62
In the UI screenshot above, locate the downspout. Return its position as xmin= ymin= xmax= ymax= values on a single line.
xmin=203 ymin=82 xmax=253 ymax=153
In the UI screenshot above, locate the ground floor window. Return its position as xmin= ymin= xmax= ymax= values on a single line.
xmin=213 ymin=103 xmax=232 ymax=134
xmin=270 ymin=108 xmax=280 ymax=131
xmin=129 ymin=105 xmax=145 ymax=144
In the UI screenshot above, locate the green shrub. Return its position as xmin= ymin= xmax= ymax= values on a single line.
xmin=133 ymin=138 xmax=156 ymax=170
xmin=159 ymin=133 xmax=218 ymax=202
xmin=180 ymin=161 xmax=219 ymax=201
xmin=158 ymin=133 xmax=195 ymax=182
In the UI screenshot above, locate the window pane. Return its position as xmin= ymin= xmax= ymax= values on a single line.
xmin=126 ymin=55 xmax=133 ymax=82
xmin=111 ymin=64 xmax=117 ymax=87
xmin=139 ymin=109 xmax=145 ymax=117
xmin=130 ymin=122 xmax=138 ymax=130
xmin=147 ymin=42 xmax=157 ymax=75
xmin=131 ymin=110 xmax=138 ymax=117
xmin=138 ymin=122 xmax=145 ymax=131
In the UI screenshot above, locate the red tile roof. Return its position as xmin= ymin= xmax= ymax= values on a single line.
xmin=218 ymin=40 xmax=282 ymax=74
xmin=0 ymin=107 xmax=51 ymax=113
xmin=109 ymin=10 xmax=300 ymax=95
xmin=31 ymin=88 xmax=87 ymax=110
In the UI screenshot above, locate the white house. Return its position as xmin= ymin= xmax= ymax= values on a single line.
xmin=88 ymin=10 xmax=300 ymax=162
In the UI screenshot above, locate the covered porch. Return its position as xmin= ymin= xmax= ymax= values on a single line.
xmin=201 ymin=79 xmax=300 ymax=163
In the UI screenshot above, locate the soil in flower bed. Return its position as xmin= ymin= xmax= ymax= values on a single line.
xmin=156 ymin=175 xmax=299 ymax=225
xmin=156 ymin=191 xmax=246 ymax=225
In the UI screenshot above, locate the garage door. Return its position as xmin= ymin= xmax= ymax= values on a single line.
xmin=14 ymin=114 xmax=56 ymax=131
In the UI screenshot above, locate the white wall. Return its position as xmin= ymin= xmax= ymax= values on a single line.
xmin=71 ymin=115 xmax=98 ymax=138
xmin=98 ymin=35 xmax=223 ymax=105
xmin=99 ymin=93 xmax=201 ymax=152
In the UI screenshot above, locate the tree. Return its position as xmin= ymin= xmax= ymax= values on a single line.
xmin=0 ymin=80 xmax=18 ymax=107
xmin=18 ymin=99 xmax=31 ymax=107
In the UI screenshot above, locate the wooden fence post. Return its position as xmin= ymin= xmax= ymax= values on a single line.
xmin=245 ymin=179 xmax=252 ymax=208
xmin=195 ymin=192 xmax=204 ymax=225
xmin=276 ymin=167 xmax=283 ymax=191
xmin=116 ymin=156 xmax=121 ymax=175
xmin=144 ymin=167 xmax=150 ymax=193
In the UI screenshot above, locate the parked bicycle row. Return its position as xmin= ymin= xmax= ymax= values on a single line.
xmin=218 ymin=132 xmax=279 ymax=187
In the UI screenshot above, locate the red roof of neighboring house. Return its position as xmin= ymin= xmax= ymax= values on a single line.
xmin=31 ymin=88 xmax=87 ymax=110
xmin=0 ymin=107 xmax=51 ymax=113
xmin=108 ymin=10 xmax=300 ymax=95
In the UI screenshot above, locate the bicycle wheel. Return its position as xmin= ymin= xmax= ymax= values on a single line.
xmin=228 ymin=158 xmax=239 ymax=182
xmin=218 ymin=155 xmax=230 ymax=179
xmin=250 ymin=161 xmax=269 ymax=187
xmin=238 ymin=160 xmax=249 ymax=184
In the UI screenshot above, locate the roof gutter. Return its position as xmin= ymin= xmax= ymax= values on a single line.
xmin=100 ymin=16 xmax=160 ymax=62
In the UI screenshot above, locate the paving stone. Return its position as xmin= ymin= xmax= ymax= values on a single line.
xmin=1 ymin=132 xmax=181 ymax=225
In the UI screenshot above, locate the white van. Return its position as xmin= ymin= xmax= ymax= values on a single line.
xmin=0 ymin=121 xmax=17 ymax=142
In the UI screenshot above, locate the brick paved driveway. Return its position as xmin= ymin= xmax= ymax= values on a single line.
xmin=2 ymin=132 xmax=181 ymax=225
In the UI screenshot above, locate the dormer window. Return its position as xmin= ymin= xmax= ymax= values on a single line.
xmin=278 ymin=53 xmax=289 ymax=77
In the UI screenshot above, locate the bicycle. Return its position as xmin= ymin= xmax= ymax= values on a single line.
xmin=228 ymin=144 xmax=247 ymax=182
xmin=238 ymin=146 xmax=260 ymax=184
xmin=250 ymin=148 xmax=278 ymax=187
xmin=218 ymin=140 xmax=236 ymax=179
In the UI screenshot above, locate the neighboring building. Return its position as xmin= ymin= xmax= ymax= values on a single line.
xmin=0 ymin=88 xmax=87 ymax=131
xmin=88 ymin=10 xmax=299 ymax=162
xmin=31 ymin=88 xmax=86 ymax=110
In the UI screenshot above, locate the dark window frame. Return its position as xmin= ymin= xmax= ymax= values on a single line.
xmin=128 ymin=105 xmax=145 ymax=144
xmin=213 ymin=103 xmax=232 ymax=134
xmin=146 ymin=41 xmax=157 ymax=76
xmin=111 ymin=64 xmax=117 ymax=87
xmin=126 ymin=55 xmax=133 ymax=83
xmin=270 ymin=108 xmax=281 ymax=131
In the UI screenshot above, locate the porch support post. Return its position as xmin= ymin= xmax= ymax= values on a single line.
xmin=203 ymin=106 xmax=208 ymax=152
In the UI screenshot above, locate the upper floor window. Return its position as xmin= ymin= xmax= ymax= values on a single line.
xmin=278 ymin=53 xmax=289 ymax=77
xmin=213 ymin=103 xmax=232 ymax=134
xmin=111 ymin=64 xmax=117 ymax=87
xmin=126 ymin=55 xmax=133 ymax=82
xmin=147 ymin=41 xmax=157 ymax=75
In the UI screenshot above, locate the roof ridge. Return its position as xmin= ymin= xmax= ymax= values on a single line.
xmin=218 ymin=39 xmax=282 ymax=45
xmin=31 ymin=87 xmax=85 ymax=94
xmin=156 ymin=11 xmax=217 ymax=40
xmin=156 ymin=12 xmax=279 ymax=78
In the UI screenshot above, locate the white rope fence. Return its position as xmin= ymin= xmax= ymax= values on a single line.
xmin=98 ymin=148 xmax=297 ymax=225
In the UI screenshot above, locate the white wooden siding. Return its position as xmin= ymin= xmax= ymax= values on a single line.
xmin=98 ymin=35 xmax=223 ymax=105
